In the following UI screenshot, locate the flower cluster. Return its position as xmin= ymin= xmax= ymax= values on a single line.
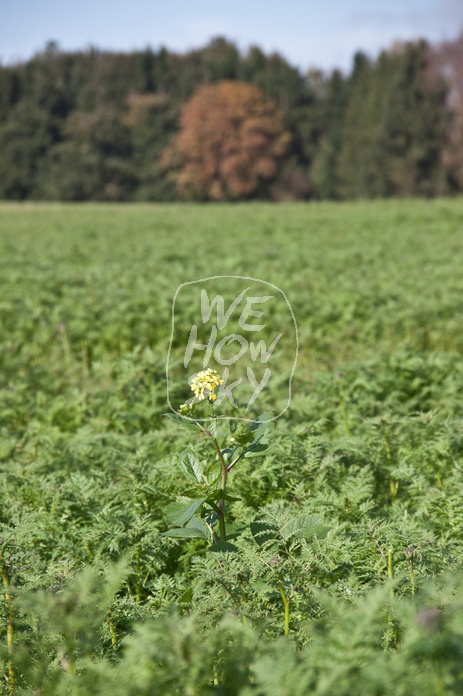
xmin=189 ymin=368 xmax=223 ymax=402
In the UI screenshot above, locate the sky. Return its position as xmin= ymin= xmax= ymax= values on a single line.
xmin=1 ymin=0 xmax=463 ymax=73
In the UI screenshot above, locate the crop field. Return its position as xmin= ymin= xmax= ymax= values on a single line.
xmin=1 ymin=199 xmax=463 ymax=694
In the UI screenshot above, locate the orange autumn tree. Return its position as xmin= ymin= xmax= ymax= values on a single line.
xmin=160 ymin=80 xmax=291 ymax=200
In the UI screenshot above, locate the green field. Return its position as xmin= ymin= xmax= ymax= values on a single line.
xmin=1 ymin=200 xmax=463 ymax=694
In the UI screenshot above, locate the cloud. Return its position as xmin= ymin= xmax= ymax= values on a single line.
xmin=346 ymin=1 xmax=463 ymax=42
xmin=168 ymin=2 xmax=463 ymax=73
xmin=347 ymin=9 xmax=407 ymax=27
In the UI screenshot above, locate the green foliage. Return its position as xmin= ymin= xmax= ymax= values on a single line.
xmin=0 ymin=37 xmax=453 ymax=201
xmin=334 ymin=43 xmax=450 ymax=199
xmin=0 ymin=200 xmax=462 ymax=693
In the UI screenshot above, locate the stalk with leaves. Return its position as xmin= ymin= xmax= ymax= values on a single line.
xmin=162 ymin=369 xmax=274 ymax=548
xmin=1 ymin=551 xmax=15 ymax=693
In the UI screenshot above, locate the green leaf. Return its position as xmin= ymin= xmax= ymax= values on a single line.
xmin=208 ymin=540 xmax=238 ymax=552
xmin=253 ymin=579 xmax=278 ymax=595
xmin=163 ymin=413 xmax=201 ymax=432
xmin=229 ymin=423 xmax=254 ymax=446
xmin=184 ymin=516 xmax=210 ymax=540
xmin=179 ymin=450 xmax=204 ymax=484
xmin=229 ymin=419 xmax=239 ymax=434
xmin=258 ymin=412 xmax=275 ymax=427
xmin=244 ymin=443 xmax=269 ymax=458
xmin=281 ymin=514 xmax=329 ymax=542
xmin=178 ymin=586 xmax=193 ymax=604
xmin=206 ymin=489 xmax=241 ymax=504
xmin=250 ymin=521 xmax=280 ymax=546
xmin=208 ymin=418 xmax=218 ymax=439
xmin=164 ymin=498 xmax=206 ymax=526
xmin=257 ymin=412 xmax=275 ymax=423
xmin=250 ymin=412 xmax=275 ymax=437
xmin=225 ymin=521 xmax=247 ymax=540
xmin=205 ymin=460 xmax=222 ymax=486
xmin=220 ymin=447 xmax=238 ymax=462
xmin=178 ymin=548 xmax=208 ymax=563
xmin=160 ymin=527 xmax=207 ymax=539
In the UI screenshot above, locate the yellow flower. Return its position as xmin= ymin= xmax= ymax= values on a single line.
xmin=188 ymin=368 xmax=223 ymax=403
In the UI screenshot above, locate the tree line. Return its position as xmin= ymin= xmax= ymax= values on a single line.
xmin=0 ymin=34 xmax=462 ymax=201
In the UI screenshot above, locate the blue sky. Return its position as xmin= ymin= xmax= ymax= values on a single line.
xmin=1 ymin=0 xmax=463 ymax=72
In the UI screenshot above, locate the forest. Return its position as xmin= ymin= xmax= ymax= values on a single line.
xmin=1 ymin=33 xmax=463 ymax=202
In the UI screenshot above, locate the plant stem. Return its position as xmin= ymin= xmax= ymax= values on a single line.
xmin=109 ymin=620 xmax=117 ymax=648
xmin=386 ymin=550 xmax=401 ymax=648
xmin=1 ymin=559 xmax=15 ymax=692
xmin=338 ymin=382 xmax=351 ymax=436
xmin=217 ymin=511 xmax=227 ymax=543
xmin=381 ymin=422 xmax=397 ymax=503
xmin=212 ymin=437 xmax=228 ymax=541
xmin=410 ymin=554 xmax=415 ymax=596
xmin=240 ymin=581 xmax=248 ymax=625
xmin=436 ymin=667 xmax=446 ymax=696
xmin=389 ymin=474 xmax=398 ymax=502
xmin=136 ymin=549 xmax=141 ymax=603
xmin=226 ymin=452 xmax=242 ymax=473
xmin=278 ymin=580 xmax=290 ymax=637
xmin=59 ymin=323 xmax=72 ymax=368
xmin=66 ymin=637 xmax=76 ymax=677
xmin=388 ymin=549 xmax=394 ymax=600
